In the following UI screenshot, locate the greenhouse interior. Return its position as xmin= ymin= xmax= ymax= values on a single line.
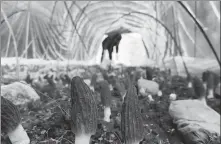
xmin=1 ymin=1 xmax=220 ymax=144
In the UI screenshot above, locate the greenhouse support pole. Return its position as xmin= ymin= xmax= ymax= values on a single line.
xmin=63 ymin=1 xmax=89 ymax=55
xmin=0 ymin=36 xmax=1 ymax=77
xmin=25 ymin=1 xmax=31 ymax=59
xmin=1 ymin=7 xmax=20 ymax=80
xmin=31 ymin=23 xmax=36 ymax=58
xmin=153 ymin=1 xmax=158 ymax=62
xmin=172 ymin=43 xmax=179 ymax=75
xmin=173 ymin=5 xmax=190 ymax=77
xmin=172 ymin=7 xmax=182 ymax=75
xmin=172 ymin=7 xmax=179 ymax=56
xmin=5 ymin=32 xmax=11 ymax=57
xmin=194 ymin=1 xmax=197 ymax=57
xmin=129 ymin=11 xmax=180 ymax=74
xmin=142 ymin=39 xmax=150 ymax=58
xmin=178 ymin=1 xmax=221 ymax=67
xmin=177 ymin=15 xmax=203 ymax=56
xmin=209 ymin=1 xmax=220 ymax=22
xmin=1 ymin=10 xmax=26 ymax=24
xmin=32 ymin=17 xmax=51 ymax=59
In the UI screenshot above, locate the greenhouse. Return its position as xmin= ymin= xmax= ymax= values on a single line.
xmin=1 ymin=1 xmax=220 ymax=144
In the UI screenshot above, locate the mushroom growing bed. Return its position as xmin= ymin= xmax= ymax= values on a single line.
xmin=1 ymin=65 xmax=220 ymax=144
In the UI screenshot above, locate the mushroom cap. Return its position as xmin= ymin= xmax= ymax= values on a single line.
xmin=70 ymin=76 xmax=98 ymax=135
xmin=192 ymin=76 xmax=206 ymax=99
xmin=121 ymin=84 xmax=144 ymax=144
xmin=202 ymin=71 xmax=209 ymax=82
xmin=90 ymin=74 xmax=97 ymax=86
xmin=146 ymin=67 xmax=153 ymax=80
xmin=1 ymin=97 xmax=21 ymax=134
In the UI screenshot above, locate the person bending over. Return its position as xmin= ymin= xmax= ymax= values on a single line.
xmin=101 ymin=33 xmax=122 ymax=63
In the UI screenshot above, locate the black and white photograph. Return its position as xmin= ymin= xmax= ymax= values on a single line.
xmin=1 ymin=1 xmax=220 ymax=144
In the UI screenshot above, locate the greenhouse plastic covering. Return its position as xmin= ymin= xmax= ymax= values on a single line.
xmin=1 ymin=1 xmax=220 ymax=75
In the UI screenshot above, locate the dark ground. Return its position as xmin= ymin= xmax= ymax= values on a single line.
xmin=1 ymin=65 xmax=220 ymax=144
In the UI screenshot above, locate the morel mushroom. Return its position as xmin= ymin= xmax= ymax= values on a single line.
xmin=187 ymin=74 xmax=193 ymax=88
xmin=145 ymin=66 xmax=153 ymax=80
xmin=25 ymin=71 xmax=33 ymax=85
xmin=192 ymin=76 xmax=207 ymax=105
xmin=121 ymin=84 xmax=144 ymax=144
xmin=70 ymin=76 xmax=98 ymax=144
xmin=60 ymin=74 xmax=71 ymax=86
xmin=202 ymin=71 xmax=220 ymax=99
xmin=1 ymin=97 xmax=30 ymax=144
xmin=113 ymin=79 xmax=126 ymax=100
xmin=207 ymin=72 xmax=216 ymax=99
xmin=90 ymin=74 xmax=97 ymax=87
xmin=99 ymin=80 xmax=112 ymax=122
xmin=202 ymin=70 xmax=209 ymax=89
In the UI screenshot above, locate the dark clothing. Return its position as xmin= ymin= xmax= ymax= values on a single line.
xmin=101 ymin=34 xmax=122 ymax=62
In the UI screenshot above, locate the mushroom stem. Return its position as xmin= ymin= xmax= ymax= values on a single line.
xmin=199 ymin=96 xmax=207 ymax=106
xmin=169 ymin=93 xmax=177 ymax=101
xmin=207 ymin=89 xmax=214 ymax=98
xmin=75 ymin=134 xmax=91 ymax=144
xmin=203 ymin=82 xmax=207 ymax=89
xmin=109 ymin=84 xmax=113 ymax=91
xmin=8 ymin=124 xmax=30 ymax=144
xmin=122 ymin=92 xmax=126 ymax=101
xmin=157 ymin=90 xmax=162 ymax=97
xmin=89 ymin=86 xmax=94 ymax=92
xmin=148 ymin=95 xmax=154 ymax=102
xmin=103 ymin=106 xmax=111 ymax=122
xmin=188 ymin=82 xmax=193 ymax=88
xmin=116 ymin=53 xmax=119 ymax=61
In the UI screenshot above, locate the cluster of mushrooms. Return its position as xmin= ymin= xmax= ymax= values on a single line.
xmin=1 ymin=75 xmax=143 ymax=144
xmin=70 ymin=76 xmax=144 ymax=144
xmin=1 ymin=67 xmax=219 ymax=144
